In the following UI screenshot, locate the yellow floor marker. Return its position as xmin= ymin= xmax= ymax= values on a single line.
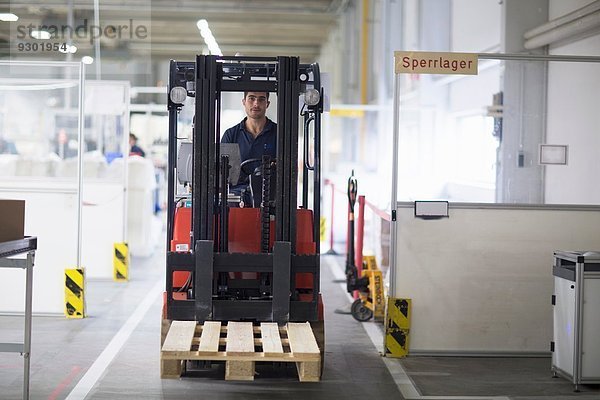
xmin=65 ymin=268 xmax=85 ymax=318
xmin=384 ymin=297 xmax=411 ymax=357
xmin=113 ymin=242 xmax=129 ymax=281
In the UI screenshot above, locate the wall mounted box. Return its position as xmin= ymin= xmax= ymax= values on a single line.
xmin=0 ymin=199 xmax=25 ymax=242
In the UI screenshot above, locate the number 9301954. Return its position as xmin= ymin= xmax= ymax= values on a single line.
xmin=17 ymin=42 xmax=68 ymax=52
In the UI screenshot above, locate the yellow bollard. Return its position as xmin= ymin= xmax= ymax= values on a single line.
xmin=384 ymin=297 xmax=411 ymax=357
xmin=65 ymin=268 xmax=85 ymax=318
xmin=319 ymin=217 xmax=326 ymax=242
xmin=113 ymin=242 xmax=129 ymax=281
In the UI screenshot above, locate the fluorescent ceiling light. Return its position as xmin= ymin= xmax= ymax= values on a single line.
xmin=0 ymin=13 xmax=18 ymax=22
xmin=59 ymin=44 xmax=78 ymax=54
xmin=196 ymin=19 xmax=222 ymax=56
xmin=31 ymin=30 xmax=51 ymax=40
xmin=196 ymin=19 xmax=208 ymax=31
xmin=81 ymin=56 xmax=94 ymax=64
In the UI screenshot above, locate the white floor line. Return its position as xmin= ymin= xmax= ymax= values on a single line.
xmin=65 ymin=279 xmax=164 ymax=400
xmin=322 ymin=256 xmax=509 ymax=400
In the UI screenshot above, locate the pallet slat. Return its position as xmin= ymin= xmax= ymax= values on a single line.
xmin=287 ymin=322 xmax=320 ymax=356
xmin=260 ymin=323 xmax=284 ymax=355
xmin=162 ymin=321 xmax=196 ymax=352
xmin=225 ymin=322 xmax=255 ymax=380
xmin=198 ymin=321 xmax=221 ymax=354
xmin=287 ymin=322 xmax=321 ymax=382
xmin=225 ymin=322 xmax=255 ymax=355
xmin=162 ymin=352 xmax=315 ymax=362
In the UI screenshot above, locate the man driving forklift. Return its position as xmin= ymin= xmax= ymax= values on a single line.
xmin=221 ymin=91 xmax=277 ymax=206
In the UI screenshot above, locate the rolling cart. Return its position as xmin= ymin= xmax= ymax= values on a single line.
xmin=552 ymin=250 xmax=600 ymax=391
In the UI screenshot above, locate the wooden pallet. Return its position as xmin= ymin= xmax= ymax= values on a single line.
xmin=161 ymin=320 xmax=321 ymax=382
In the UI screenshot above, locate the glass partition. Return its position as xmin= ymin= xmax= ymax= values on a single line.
xmin=80 ymin=80 xmax=130 ymax=278
xmin=0 ymin=60 xmax=84 ymax=313
xmin=394 ymin=54 xmax=600 ymax=205
xmin=83 ymin=81 xmax=130 ymax=181
xmin=0 ymin=62 xmax=83 ymax=181
xmin=388 ymin=53 xmax=600 ymax=298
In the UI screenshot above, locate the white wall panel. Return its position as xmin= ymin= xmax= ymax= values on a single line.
xmin=394 ymin=204 xmax=600 ymax=353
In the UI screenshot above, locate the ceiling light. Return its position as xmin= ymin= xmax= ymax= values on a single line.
xmin=196 ymin=19 xmax=209 ymax=31
xmin=59 ymin=44 xmax=78 ymax=54
xmin=0 ymin=13 xmax=18 ymax=22
xmin=205 ymin=36 xmax=217 ymax=47
xmin=31 ymin=30 xmax=51 ymax=40
xmin=81 ymin=56 xmax=94 ymax=64
xmin=196 ymin=19 xmax=222 ymax=56
xmin=200 ymin=29 xmax=211 ymax=40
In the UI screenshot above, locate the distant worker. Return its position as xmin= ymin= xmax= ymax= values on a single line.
xmin=0 ymin=136 xmax=17 ymax=154
xmin=221 ymin=91 xmax=276 ymax=185
xmin=129 ymin=133 xmax=146 ymax=157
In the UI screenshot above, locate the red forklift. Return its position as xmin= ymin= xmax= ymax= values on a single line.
xmin=162 ymin=55 xmax=324 ymax=377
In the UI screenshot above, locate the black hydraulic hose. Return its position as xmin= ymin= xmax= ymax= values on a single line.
xmin=314 ymin=108 xmax=322 ymax=255
xmin=304 ymin=114 xmax=315 ymax=171
xmin=302 ymin=113 xmax=315 ymax=209
xmin=311 ymin=62 xmax=322 ymax=256
xmin=167 ymin=108 xmax=177 ymax=247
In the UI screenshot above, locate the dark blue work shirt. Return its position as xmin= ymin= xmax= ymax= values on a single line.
xmin=221 ymin=117 xmax=277 ymax=184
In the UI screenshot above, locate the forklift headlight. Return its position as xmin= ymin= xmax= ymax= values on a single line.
xmin=304 ymin=88 xmax=320 ymax=106
xmin=170 ymin=86 xmax=187 ymax=104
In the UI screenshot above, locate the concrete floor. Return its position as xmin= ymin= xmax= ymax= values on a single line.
xmin=1 ymin=247 xmax=599 ymax=399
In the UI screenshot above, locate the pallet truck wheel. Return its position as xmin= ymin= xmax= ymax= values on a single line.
xmin=351 ymin=299 xmax=373 ymax=322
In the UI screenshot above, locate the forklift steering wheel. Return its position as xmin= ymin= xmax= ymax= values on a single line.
xmin=239 ymin=158 xmax=262 ymax=183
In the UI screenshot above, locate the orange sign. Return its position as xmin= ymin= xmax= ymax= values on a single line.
xmin=395 ymin=51 xmax=478 ymax=75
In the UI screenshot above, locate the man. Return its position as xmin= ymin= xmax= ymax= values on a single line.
xmin=0 ymin=135 xmax=17 ymax=154
xmin=129 ymin=133 xmax=146 ymax=157
xmin=221 ymin=91 xmax=276 ymax=185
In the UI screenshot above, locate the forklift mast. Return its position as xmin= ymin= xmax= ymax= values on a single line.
xmin=165 ymin=55 xmax=323 ymax=325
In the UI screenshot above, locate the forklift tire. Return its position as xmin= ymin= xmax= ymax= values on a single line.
xmin=351 ymin=299 xmax=373 ymax=322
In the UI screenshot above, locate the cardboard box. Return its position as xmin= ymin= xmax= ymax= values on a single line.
xmin=0 ymin=199 xmax=25 ymax=243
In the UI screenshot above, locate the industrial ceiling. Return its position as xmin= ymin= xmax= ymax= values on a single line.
xmin=1 ymin=0 xmax=349 ymax=62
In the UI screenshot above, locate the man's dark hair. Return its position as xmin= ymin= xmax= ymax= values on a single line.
xmin=244 ymin=91 xmax=269 ymax=99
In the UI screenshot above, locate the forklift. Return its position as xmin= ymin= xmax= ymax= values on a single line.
xmin=162 ymin=55 xmax=325 ymax=373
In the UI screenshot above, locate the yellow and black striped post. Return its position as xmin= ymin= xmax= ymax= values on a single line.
xmin=113 ymin=242 xmax=129 ymax=282
xmin=384 ymin=297 xmax=411 ymax=357
xmin=65 ymin=268 xmax=85 ymax=318
xmin=319 ymin=217 xmax=326 ymax=242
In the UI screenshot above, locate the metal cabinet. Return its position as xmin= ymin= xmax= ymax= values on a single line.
xmin=552 ymin=251 xmax=600 ymax=391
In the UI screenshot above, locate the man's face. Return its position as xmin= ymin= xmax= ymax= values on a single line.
xmin=242 ymin=92 xmax=269 ymax=120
